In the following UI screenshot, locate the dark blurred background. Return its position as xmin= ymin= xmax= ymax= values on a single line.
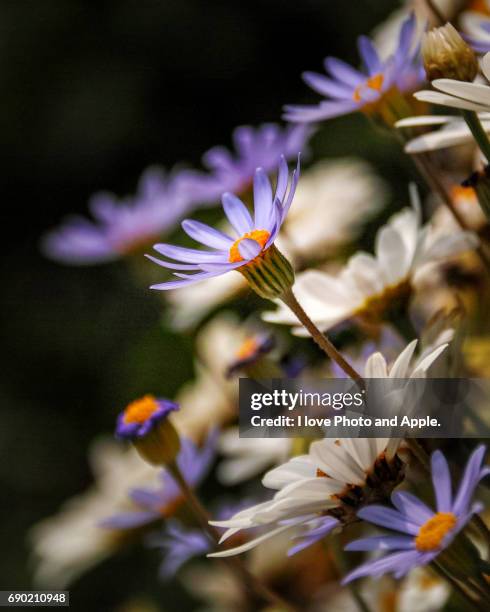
xmin=0 ymin=1 xmax=403 ymax=610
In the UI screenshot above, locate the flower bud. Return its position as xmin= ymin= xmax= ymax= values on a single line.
xmin=422 ymin=23 xmax=478 ymax=82
xmin=116 ymin=395 xmax=180 ymax=466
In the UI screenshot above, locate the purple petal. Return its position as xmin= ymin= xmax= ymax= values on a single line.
xmin=431 ymin=450 xmax=452 ymax=513
xmin=323 ymin=56 xmax=365 ymax=87
xmin=238 ymin=238 xmax=262 ymax=260
xmin=274 ymin=155 xmax=289 ymax=203
xmin=357 ymin=505 xmax=420 ymax=535
xmin=288 ymin=516 xmax=338 ymax=556
xmin=281 ymin=154 xmax=300 ymax=221
xmin=221 ymin=193 xmax=253 ymax=235
xmin=453 ymin=445 xmax=488 ymax=516
xmin=153 ymin=242 xmax=227 ymax=263
xmin=198 ymin=260 xmax=243 ymax=272
xmin=145 ymin=254 xmax=201 ymax=271
xmin=302 ymin=72 xmax=352 ymax=99
xmin=397 ymin=13 xmax=416 ymax=58
xmin=358 ymin=36 xmax=381 ymax=75
xmin=391 ymin=491 xmax=434 ymax=524
xmin=283 ymin=100 xmax=358 ymax=123
xmin=182 ymin=220 xmax=233 ymax=249
xmin=342 ymin=550 xmax=423 ymax=584
xmin=99 ymin=510 xmax=160 ymax=530
xmin=253 ymin=167 xmax=273 ymax=229
xmin=150 ymin=271 xmax=222 ymax=290
xmin=345 ymin=535 xmax=415 ymax=552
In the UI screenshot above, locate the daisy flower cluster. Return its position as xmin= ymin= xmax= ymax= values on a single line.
xmin=33 ymin=3 xmax=490 ymax=611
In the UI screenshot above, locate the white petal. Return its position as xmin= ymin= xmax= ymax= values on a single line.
xmin=414 ymin=90 xmax=490 ymax=112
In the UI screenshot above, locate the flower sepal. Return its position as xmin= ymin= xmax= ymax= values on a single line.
xmin=238 ymin=244 xmax=295 ymax=300
xmin=132 ymin=418 xmax=181 ymax=466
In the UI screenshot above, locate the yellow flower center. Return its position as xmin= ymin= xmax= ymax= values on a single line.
xmin=353 ymin=73 xmax=385 ymax=103
xmin=236 ymin=337 xmax=260 ymax=360
xmin=123 ymin=395 xmax=159 ymax=425
xmin=415 ymin=512 xmax=457 ymax=552
xmin=229 ymin=229 xmax=271 ymax=263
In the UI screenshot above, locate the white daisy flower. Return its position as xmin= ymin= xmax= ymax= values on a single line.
xmin=396 ymin=113 xmax=490 ymax=152
xmin=208 ymin=337 xmax=449 ymax=559
xmin=264 ymin=187 xmax=477 ymax=335
xmin=29 ymin=438 xmax=160 ymax=587
xmin=414 ymin=51 xmax=490 ymax=111
xmin=173 ymin=314 xmax=243 ymax=441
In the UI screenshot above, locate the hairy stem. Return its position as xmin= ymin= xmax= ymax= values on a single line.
xmin=462 ymin=111 xmax=490 ymax=163
xmin=281 ymin=288 xmax=365 ymax=387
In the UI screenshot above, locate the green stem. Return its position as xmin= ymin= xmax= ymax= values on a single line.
xmin=168 ymin=462 xmax=298 ymax=612
xmin=462 ymin=111 xmax=490 ymax=163
xmin=281 ymin=288 xmax=365 ymax=388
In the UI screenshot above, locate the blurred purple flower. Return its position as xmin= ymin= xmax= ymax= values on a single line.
xmin=463 ymin=15 xmax=490 ymax=53
xmin=41 ymin=166 xmax=207 ymax=265
xmin=147 ymin=499 xmax=254 ymax=579
xmin=147 ymin=155 xmax=300 ymax=290
xmin=284 ymin=13 xmax=423 ymax=123
xmin=342 ymin=445 xmax=489 ymax=583
xmin=100 ymin=430 xmax=218 ymax=530
xmin=147 ymin=521 xmax=211 ymax=579
xmin=196 ymin=123 xmax=311 ymax=202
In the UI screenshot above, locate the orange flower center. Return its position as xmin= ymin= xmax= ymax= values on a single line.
xmin=470 ymin=0 xmax=490 ymax=16
xmin=236 ymin=337 xmax=260 ymax=360
xmin=229 ymin=229 xmax=270 ymax=263
xmin=123 ymin=395 xmax=159 ymax=425
xmin=451 ymin=184 xmax=477 ymax=205
xmin=415 ymin=512 xmax=457 ymax=552
xmin=353 ymin=73 xmax=384 ymax=103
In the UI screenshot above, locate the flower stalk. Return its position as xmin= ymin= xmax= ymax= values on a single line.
xmin=280 ymin=288 xmax=365 ymax=387
xmin=168 ymin=461 xmax=298 ymax=612
xmin=462 ymin=111 xmax=490 ymax=164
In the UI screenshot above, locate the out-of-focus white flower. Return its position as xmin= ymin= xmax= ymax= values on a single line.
xmin=397 ymin=112 xmax=490 ymax=152
xmin=29 ymin=439 xmax=160 ymax=587
xmin=217 ymin=428 xmax=291 ymax=485
xmin=316 ymin=567 xmax=448 ymax=612
xmin=166 ymin=271 xmax=247 ymax=330
xmin=279 ymin=159 xmax=387 ymax=260
xmin=173 ymin=314 xmax=241 ymax=441
xmin=265 ymin=187 xmax=477 ymax=334
xmin=461 ymin=5 xmax=490 ymax=54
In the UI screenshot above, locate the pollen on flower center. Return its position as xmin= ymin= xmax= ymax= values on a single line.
xmin=415 ymin=512 xmax=457 ymax=552
xmin=236 ymin=337 xmax=260 ymax=360
xmin=353 ymin=73 xmax=385 ymax=103
xmin=229 ymin=229 xmax=270 ymax=263
xmin=123 ymin=395 xmax=159 ymax=424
